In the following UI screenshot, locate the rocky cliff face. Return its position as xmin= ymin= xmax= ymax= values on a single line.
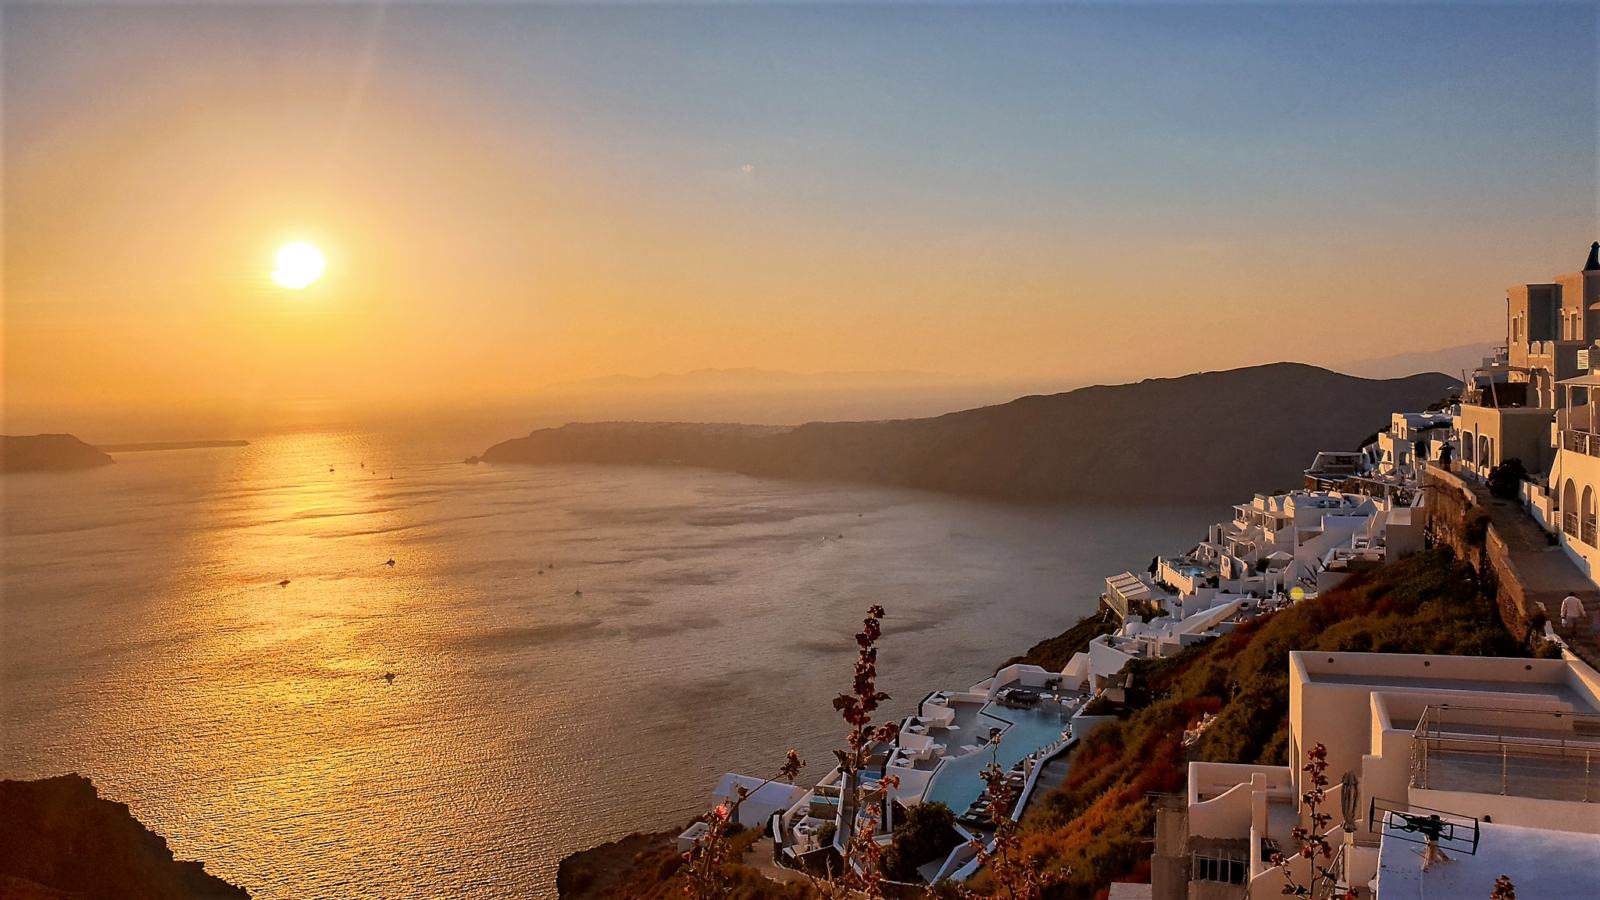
xmin=0 ymin=775 xmax=248 ymax=899
xmin=0 ymin=435 xmax=115 ymax=472
xmin=483 ymin=364 xmax=1460 ymax=504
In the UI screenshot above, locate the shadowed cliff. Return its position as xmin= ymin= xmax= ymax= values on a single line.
xmin=0 ymin=775 xmax=248 ymax=899
xmin=483 ymin=363 xmax=1459 ymax=504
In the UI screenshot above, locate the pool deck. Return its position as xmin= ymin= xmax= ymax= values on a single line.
xmin=921 ymin=701 xmax=1073 ymax=813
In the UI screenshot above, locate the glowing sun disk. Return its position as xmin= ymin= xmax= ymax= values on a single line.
xmin=272 ymin=241 xmax=325 ymax=289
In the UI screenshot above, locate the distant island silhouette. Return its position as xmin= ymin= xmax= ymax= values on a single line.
xmin=98 ymin=440 xmax=250 ymax=453
xmin=0 ymin=434 xmax=115 ymax=473
xmin=482 ymin=363 xmax=1460 ymax=504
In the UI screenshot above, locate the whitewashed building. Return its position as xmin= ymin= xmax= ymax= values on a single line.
xmin=1150 ymin=651 xmax=1600 ymax=899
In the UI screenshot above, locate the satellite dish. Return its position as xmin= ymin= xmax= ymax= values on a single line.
xmin=1340 ymin=771 xmax=1360 ymax=832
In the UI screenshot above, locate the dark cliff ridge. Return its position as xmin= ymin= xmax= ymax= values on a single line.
xmin=0 ymin=434 xmax=115 ymax=472
xmin=482 ymin=363 xmax=1460 ymax=504
xmin=0 ymin=774 xmax=248 ymax=899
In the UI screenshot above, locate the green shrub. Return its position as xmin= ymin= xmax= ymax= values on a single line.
xmin=1008 ymin=612 xmax=1117 ymax=671
xmin=881 ymin=802 xmax=959 ymax=882
xmin=1487 ymin=458 xmax=1527 ymax=500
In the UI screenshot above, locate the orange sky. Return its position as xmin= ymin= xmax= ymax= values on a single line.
xmin=5 ymin=5 xmax=1594 ymax=435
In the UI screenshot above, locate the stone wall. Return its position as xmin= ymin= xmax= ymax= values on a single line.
xmin=1424 ymin=466 xmax=1488 ymax=571
xmin=1423 ymin=466 xmax=1526 ymax=637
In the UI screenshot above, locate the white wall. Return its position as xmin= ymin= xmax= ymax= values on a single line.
xmin=1547 ymin=445 xmax=1600 ymax=582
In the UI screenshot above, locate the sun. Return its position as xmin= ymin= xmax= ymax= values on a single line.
xmin=272 ymin=241 xmax=325 ymax=289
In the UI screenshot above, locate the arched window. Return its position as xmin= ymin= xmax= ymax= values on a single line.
xmin=1583 ymin=486 xmax=1596 ymax=547
xmin=1462 ymin=435 xmax=1476 ymax=464
xmin=1479 ymin=435 xmax=1492 ymax=470
xmin=1564 ymin=480 xmax=1579 ymax=538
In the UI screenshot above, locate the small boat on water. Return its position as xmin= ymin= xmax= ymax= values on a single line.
xmin=382 ymin=672 xmax=396 ymax=684
xmin=385 ymin=558 xmax=396 ymax=567
xmin=574 ymin=581 xmax=583 ymax=598
xmin=277 ymin=579 xmax=291 ymax=587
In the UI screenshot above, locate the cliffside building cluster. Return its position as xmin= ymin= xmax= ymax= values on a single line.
xmin=682 ymin=244 xmax=1600 ymax=897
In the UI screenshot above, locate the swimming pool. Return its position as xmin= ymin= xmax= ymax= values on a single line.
xmin=920 ymin=703 xmax=1071 ymax=813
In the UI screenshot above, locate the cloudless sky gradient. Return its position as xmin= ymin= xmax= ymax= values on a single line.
xmin=5 ymin=3 xmax=1597 ymax=432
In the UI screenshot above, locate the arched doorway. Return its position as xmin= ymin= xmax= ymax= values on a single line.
xmin=1583 ymin=486 xmax=1596 ymax=546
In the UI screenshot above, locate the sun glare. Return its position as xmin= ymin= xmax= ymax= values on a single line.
xmin=272 ymin=241 xmax=326 ymax=290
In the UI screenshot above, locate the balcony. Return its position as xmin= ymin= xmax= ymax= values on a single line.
xmin=1563 ymin=429 xmax=1600 ymax=458
xmin=1560 ymin=509 xmax=1597 ymax=546
xmin=1410 ymin=704 xmax=1600 ymax=803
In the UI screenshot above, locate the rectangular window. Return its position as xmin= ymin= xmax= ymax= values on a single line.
xmin=1193 ymin=850 xmax=1248 ymax=884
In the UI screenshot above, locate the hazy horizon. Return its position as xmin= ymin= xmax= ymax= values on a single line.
xmin=2 ymin=347 xmax=1483 ymax=444
xmin=5 ymin=4 xmax=1589 ymax=434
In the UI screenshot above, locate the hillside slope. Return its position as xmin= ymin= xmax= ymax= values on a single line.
xmin=484 ymin=364 xmax=1458 ymax=503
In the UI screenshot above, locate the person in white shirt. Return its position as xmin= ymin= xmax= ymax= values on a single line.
xmin=1561 ymin=593 xmax=1586 ymax=630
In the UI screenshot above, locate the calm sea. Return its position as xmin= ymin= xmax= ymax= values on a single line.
xmin=0 ymin=431 xmax=1214 ymax=898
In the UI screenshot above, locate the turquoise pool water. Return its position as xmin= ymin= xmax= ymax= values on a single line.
xmin=921 ymin=703 xmax=1071 ymax=813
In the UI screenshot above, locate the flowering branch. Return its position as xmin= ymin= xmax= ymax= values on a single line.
xmin=681 ymin=749 xmax=804 ymax=899
xmin=959 ymin=739 xmax=1067 ymax=900
xmin=825 ymin=604 xmax=901 ymax=894
xmin=1270 ymin=743 xmax=1353 ymax=900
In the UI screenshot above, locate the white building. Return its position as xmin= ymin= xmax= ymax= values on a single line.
xmin=773 ymin=665 xmax=1093 ymax=883
xmin=1454 ymin=243 xmax=1600 ymax=482
xmin=1062 ymin=598 xmax=1250 ymax=694
xmin=1374 ymin=411 xmax=1453 ymax=480
xmin=1151 ymin=651 xmax=1600 ymax=899
xmin=1147 ymin=489 xmax=1417 ymax=609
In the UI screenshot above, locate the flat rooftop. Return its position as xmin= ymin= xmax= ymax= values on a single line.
xmin=1293 ymin=653 xmax=1600 ymax=714
xmin=1309 ymin=672 xmax=1597 ymax=712
xmin=1376 ymin=819 xmax=1600 ymax=899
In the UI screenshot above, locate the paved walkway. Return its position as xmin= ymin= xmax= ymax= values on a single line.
xmin=741 ymin=839 xmax=812 ymax=886
xmin=1452 ymin=473 xmax=1600 ymax=663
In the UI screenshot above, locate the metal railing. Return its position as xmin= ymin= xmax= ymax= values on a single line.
xmin=1411 ymin=704 xmax=1600 ymax=803
xmin=1563 ymin=512 xmax=1599 ymax=546
xmin=1564 ymin=430 xmax=1600 ymax=458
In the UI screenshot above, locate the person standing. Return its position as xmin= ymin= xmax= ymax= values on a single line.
xmin=1561 ymin=592 xmax=1586 ymax=631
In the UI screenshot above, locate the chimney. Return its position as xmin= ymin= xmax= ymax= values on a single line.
xmin=1587 ymin=241 xmax=1600 ymax=272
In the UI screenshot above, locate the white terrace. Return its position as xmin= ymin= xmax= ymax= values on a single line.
xmin=1157 ymin=652 xmax=1600 ymax=900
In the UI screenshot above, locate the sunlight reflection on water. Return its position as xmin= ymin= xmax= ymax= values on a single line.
xmin=1 ymin=431 xmax=1212 ymax=898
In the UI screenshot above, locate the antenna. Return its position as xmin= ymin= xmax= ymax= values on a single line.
xmin=1367 ymin=797 xmax=1480 ymax=870
xmin=1392 ymin=812 xmax=1454 ymax=869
